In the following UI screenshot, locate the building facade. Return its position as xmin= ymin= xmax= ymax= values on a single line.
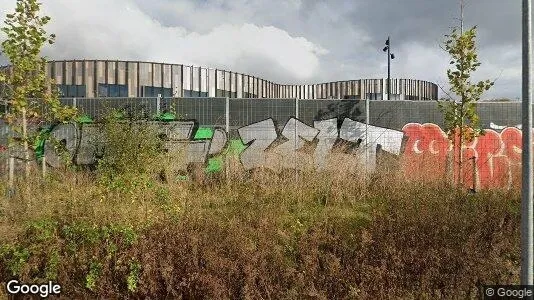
xmin=5 ymin=59 xmax=439 ymax=100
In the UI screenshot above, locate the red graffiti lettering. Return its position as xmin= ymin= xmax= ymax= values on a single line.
xmin=402 ymin=123 xmax=450 ymax=182
xmin=401 ymin=123 xmax=530 ymax=190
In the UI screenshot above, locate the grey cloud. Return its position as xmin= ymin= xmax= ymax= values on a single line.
xmin=0 ymin=0 xmax=523 ymax=99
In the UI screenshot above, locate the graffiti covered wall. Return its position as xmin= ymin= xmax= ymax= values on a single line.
xmin=0 ymin=118 xmax=528 ymax=190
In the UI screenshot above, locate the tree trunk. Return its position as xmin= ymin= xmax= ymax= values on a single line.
xmin=22 ymin=107 xmax=30 ymax=178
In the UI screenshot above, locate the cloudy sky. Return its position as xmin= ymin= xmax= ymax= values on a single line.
xmin=0 ymin=0 xmax=523 ymax=99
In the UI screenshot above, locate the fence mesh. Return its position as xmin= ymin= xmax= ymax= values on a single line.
xmin=0 ymin=97 xmax=525 ymax=190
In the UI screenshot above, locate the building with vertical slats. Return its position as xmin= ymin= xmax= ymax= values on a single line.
xmin=4 ymin=59 xmax=439 ymax=100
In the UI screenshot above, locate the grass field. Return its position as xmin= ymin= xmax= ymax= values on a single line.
xmin=0 ymin=121 xmax=522 ymax=299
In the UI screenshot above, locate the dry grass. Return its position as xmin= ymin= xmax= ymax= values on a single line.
xmin=0 ymin=120 xmax=522 ymax=298
xmin=0 ymin=160 xmax=520 ymax=299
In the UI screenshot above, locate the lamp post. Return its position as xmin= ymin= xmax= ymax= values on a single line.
xmin=521 ymin=0 xmax=533 ymax=286
xmin=382 ymin=37 xmax=395 ymax=100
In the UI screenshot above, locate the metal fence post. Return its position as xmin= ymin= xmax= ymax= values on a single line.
xmin=42 ymin=155 xmax=46 ymax=178
xmin=365 ymin=97 xmax=370 ymax=173
xmin=156 ymin=94 xmax=161 ymax=115
xmin=225 ymin=97 xmax=230 ymax=133
xmin=521 ymin=0 xmax=533 ymax=285
xmin=72 ymin=97 xmax=77 ymax=109
xmin=8 ymin=155 xmax=14 ymax=192
xmin=225 ymin=96 xmax=230 ymax=183
xmin=295 ymin=98 xmax=299 ymax=182
xmin=295 ymin=97 xmax=299 ymax=119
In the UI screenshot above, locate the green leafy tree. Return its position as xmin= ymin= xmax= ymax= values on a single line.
xmin=438 ymin=26 xmax=494 ymax=185
xmin=0 ymin=0 xmax=77 ymax=178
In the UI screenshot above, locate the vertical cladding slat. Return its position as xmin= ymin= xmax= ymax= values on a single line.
xmin=127 ymin=62 xmax=137 ymax=97
xmin=243 ymin=74 xmax=250 ymax=98
xmin=214 ymin=68 xmax=218 ymax=95
xmin=173 ymin=64 xmax=183 ymax=97
xmin=182 ymin=65 xmax=191 ymax=94
xmin=192 ymin=66 xmax=199 ymax=93
xmin=163 ymin=64 xmax=172 ymax=88
xmin=105 ymin=61 xmax=113 ymax=84
xmin=115 ymin=61 xmax=120 ymax=85
xmin=86 ymin=61 xmax=94 ymax=98
xmin=45 ymin=62 xmax=52 ymax=92
xmin=236 ymin=73 xmax=242 ymax=98
xmin=230 ymin=72 xmax=236 ymax=97
xmin=54 ymin=61 xmax=63 ymax=85
xmin=75 ymin=61 xmax=83 ymax=85
xmin=214 ymin=69 xmax=221 ymax=94
xmin=96 ymin=61 xmax=105 ymax=91
xmin=249 ymin=76 xmax=253 ymax=97
xmin=200 ymin=67 xmax=207 ymax=95
xmin=252 ymin=76 xmax=256 ymax=97
xmin=117 ymin=61 xmax=126 ymax=85
xmin=92 ymin=60 xmax=98 ymax=97
xmin=225 ymin=71 xmax=231 ymax=93
xmin=138 ymin=63 xmax=150 ymax=96
xmin=63 ymin=61 xmax=71 ymax=85
xmin=152 ymin=63 xmax=156 ymax=88
xmin=153 ymin=63 xmax=161 ymax=88
xmin=71 ymin=61 xmax=77 ymax=86
xmin=207 ymin=68 xmax=215 ymax=97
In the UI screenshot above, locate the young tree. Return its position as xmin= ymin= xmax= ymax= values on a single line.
xmin=438 ymin=25 xmax=494 ymax=186
xmin=0 ymin=0 xmax=76 ymax=178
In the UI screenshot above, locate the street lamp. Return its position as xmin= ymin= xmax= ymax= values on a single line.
xmin=382 ymin=36 xmax=395 ymax=100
